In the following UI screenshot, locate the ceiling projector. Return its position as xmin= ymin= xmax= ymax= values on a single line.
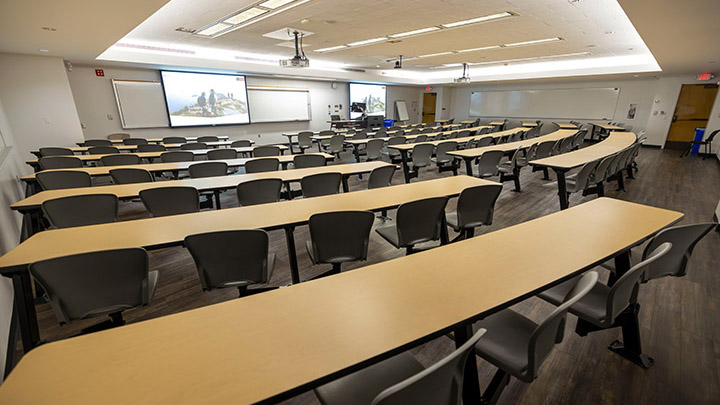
xmin=280 ymin=30 xmax=309 ymax=68
xmin=454 ymin=76 xmax=471 ymax=84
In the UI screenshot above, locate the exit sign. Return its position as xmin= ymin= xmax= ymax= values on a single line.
xmin=696 ymin=73 xmax=714 ymax=81
xmin=95 ymin=69 xmax=104 ymax=77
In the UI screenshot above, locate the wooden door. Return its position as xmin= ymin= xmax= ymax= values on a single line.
xmin=422 ymin=93 xmax=437 ymax=123
xmin=666 ymin=84 xmax=718 ymax=144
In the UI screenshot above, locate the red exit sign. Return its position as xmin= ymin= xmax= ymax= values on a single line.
xmin=95 ymin=69 xmax=104 ymax=77
xmin=697 ymin=73 xmax=714 ymax=81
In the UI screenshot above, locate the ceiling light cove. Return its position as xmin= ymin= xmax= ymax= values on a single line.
xmin=504 ymin=37 xmax=562 ymax=47
xmin=388 ymin=27 xmax=440 ymax=38
xmin=195 ymin=0 xmax=312 ymax=38
xmin=440 ymin=12 xmax=513 ymax=28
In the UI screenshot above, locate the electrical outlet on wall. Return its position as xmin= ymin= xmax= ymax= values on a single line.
xmin=81 ymin=122 xmax=87 ymax=129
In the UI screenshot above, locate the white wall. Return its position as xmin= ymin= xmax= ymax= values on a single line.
xmin=386 ymin=85 xmax=422 ymax=124
xmin=68 ymin=65 xmax=423 ymax=145
xmin=0 ymin=53 xmax=84 ymax=160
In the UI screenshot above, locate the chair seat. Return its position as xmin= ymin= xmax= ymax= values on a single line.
xmin=473 ymin=309 xmax=536 ymax=381
xmin=148 ymin=270 xmax=159 ymax=301
xmin=315 ymin=352 xmax=424 ymax=405
xmin=305 ymin=241 xmax=357 ymax=264
xmin=445 ymin=211 xmax=486 ymax=231
xmin=537 ymin=275 xmax=609 ymax=326
xmin=497 ymin=164 xmax=513 ymax=174
xmin=375 ymin=225 xmax=402 ymax=248
xmin=217 ymin=253 xmax=276 ymax=288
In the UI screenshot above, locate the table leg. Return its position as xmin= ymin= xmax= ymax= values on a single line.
xmin=284 ymin=227 xmax=300 ymax=284
xmin=341 ymin=176 xmax=350 ymax=193
xmin=286 ymin=137 xmax=295 ymax=155
xmin=11 ymin=270 xmax=41 ymax=352
xmin=399 ymin=150 xmax=411 ymax=183
xmin=353 ymin=145 xmax=361 ymax=162
xmin=463 ymin=157 xmax=474 ymax=177
xmin=553 ymin=169 xmax=570 ymax=210
xmin=454 ymin=324 xmax=482 ymax=404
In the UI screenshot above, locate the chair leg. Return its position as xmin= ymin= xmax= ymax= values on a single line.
xmin=481 ymin=369 xmax=510 ymax=405
xmin=80 ymin=312 xmax=125 ymax=335
xmin=308 ymin=263 xmax=343 ymax=280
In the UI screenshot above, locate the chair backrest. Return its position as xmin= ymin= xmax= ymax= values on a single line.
xmin=408 ymin=128 xmax=421 ymax=135
xmin=207 ymin=148 xmax=238 ymax=160
xmin=568 ymin=160 xmax=600 ymax=193
xmin=329 ymin=134 xmax=345 ymax=153
xmin=36 ymin=171 xmax=92 ymax=190
xmin=301 ymin=172 xmax=342 ymax=198
xmin=236 ymin=178 xmax=283 ymax=206
xmin=253 ymin=145 xmax=281 ymax=157
xmin=455 ymin=184 xmax=502 ymax=228
xmin=231 ymin=140 xmax=252 ymax=148
xmin=387 ymin=136 xmax=406 ymax=156
xmin=435 ymin=141 xmax=458 ymax=163
xmin=197 ymin=136 xmax=219 ymax=143
xmin=162 ymin=137 xmax=186 ymax=144
xmin=140 ymin=186 xmax=200 ymax=217
xmin=88 ymin=146 xmax=119 ymax=155
xmin=308 ymin=211 xmax=375 ymax=263
xmin=297 ymin=131 xmax=314 ymax=148
xmin=180 ymin=142 xmax=207 ymax=151
xmin=524 ymin=143 xmax=539 ymax=161
xmin=110 ymin=168 xmax=153 ymax=184
xmin=641 ymin=223 xmax=715 ymax=281
xmin=539 ymin=123 xmax=560 ymax=135
xmin=42 ymin=194 xmax=118 ymax=228
xmin=534 ymin=141 xmax=556 ymax=159
xmin=366 ymin=138 xmax=385 ymax=161
xmin=396 ymin=197 xmax=449 ymax=246
xmin=189 ymin=161 xmax=228 ymax=178
xmin=245 ymin=158 xmax=279 ymax=173
xmin=412 ymin=143 xmax=435 ymax=167
xmin=123 ymin=138 xmax=148 ymax=145
xmin=184 ymin=229 xmax=272 ymax=291
xmin=478 ymin=127 xmax=492 ymax=135
xmin=29 ymin=248 xmax=151 ymax=324
xmin=414 ymin=135 xmax=428 ymax=143
xmin=527 ymin=272 xmax=598 ymax=381
xmin=161 ymin=151 xmax=194 ymax=163
xmin=38 ymin=156 xmax=83 ymax=170
xmin=704 ymin=128 xmax=720 ymax=142
xmin=559 ymin=137 xmax=574 ymax=153
xmin=421 ymin=127 xmax=435 ymax=134
xmin=352 ymin=131 xmax=368 ymax=140
xmin=572 ymin=130 xmax=587 ymax=148
xmin=368 ymin=165 xmax=396 ymax=189
xmin=372 ymin=329 xmax=486 ymax=405
xmin=617 ymin=245 xmax=676 ymax=329
xmin=319 ymin=130 xmax=334 ymax=136
xmin=137 ymin=144 xmax=166 ymax=152
xmin=39 ymin=147 xmax=74 ymax=157
xmin=85 ymin=139 xmax=112 ymax=147
xmin=505 ymin=147 xmax=522 ymax=170
xmin=107 ymin=133 xmax=131 ymax=141
xmin=475 ymin=137 xmax=493 ymax=147
xmin=476 ymin=150 xmax=504 ymax=177
xmin=293 ymin=154 xmax=327 ymax=169
xmin=100 ymin=154 xmax=141 ymax=166
xmin=589 ymin=154 xmax=615 ymax=183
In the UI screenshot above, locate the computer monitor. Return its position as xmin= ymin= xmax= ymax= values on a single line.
xmin=351 ymin=102 xmax=366 ymax=113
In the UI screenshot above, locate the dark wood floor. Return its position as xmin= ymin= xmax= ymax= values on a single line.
xmin=26 ymin=145 xmax=720 ymax=404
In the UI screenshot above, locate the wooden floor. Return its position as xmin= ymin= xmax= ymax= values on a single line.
xmin=25 ymin=145 xmax=720 ymax=404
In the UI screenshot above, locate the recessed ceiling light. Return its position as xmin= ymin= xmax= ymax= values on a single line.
xmin=314 ymin=45 xmax=348 ymax=52
xmin=440 ymin=12 xmax=513 ymax=28
xmin=39 ymin=49 xmax=50 ymax=53
xmin=323 ymin=20 xmax=336 ymax=24
xmin=258 ymin=0 xmax=296 ymax=9
xmin=41 ymin=27 xmax=57 ymax=32
xmin=347 ymin=37 xmax=387 ymax=47
xmin=224 ymin=7 xmax=268 ymax=24
xmin=300 ymin=19 xmax=309 ymax=24
xmin=457 ymin=45 xmax=501 ymax=53
xmin=586 ymin=44 xmax=597 ymax=48
xmin=388 ymin=26 xmax=440 ymax=38
xmin=503 ymin=37 xmax=562 ymax=47
xmin=196 ymin=22 xmax=233 ymax=36
xmin=418 ymin=51 xmax=453 ymax=58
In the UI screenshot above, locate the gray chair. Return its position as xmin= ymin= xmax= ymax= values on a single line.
xmin=207 ymin=148 xmax=237 ymax=160
xmin=197 ymin=136 xmax=219 ymax=143
xmin=305 ymin=211 xmax=375 ymax=279
xmin=471 ymin=272 xmax=598 ymax=403
xmin=301 ymin=172 xmax=342 ymax=198
xmin=376 ymin=196 xmax=449 ymax=255
xmin=29 ymin=248 xmax=158 ymax=332
xmin=315 ymin=327 xmax=486 ymax=405
xmin=123 ymin=138 xmax=148 ymax=146
xmin=563 ymin=160 xmax=600 ymax=206
xmin=413 ymin=135 xmax=428 ymax=143
xmin=294 ymin=154 xmax=327 ymax=169
xmin=498 ymin=147 xmax=523 ymax=191
xmin=84 ymin=139 xmax=112 ymax=147
xmin=140 ymin=186 xmax=200 ymax=217
xmin=365 ymin=138 xmax=385 ymax=162
xmin=539 ymin=122 xmax=560 ymax=135
xmin=297 ymin=131 xmax=314 ymax=153
xmin=253 ymin=145 xmax=281 ymax=157
xmin=475 ymin=137 xmax=493 ymax=147
xmin=236 ymin=179 xmax=283 ymax=206
xmin=110 ymin=168 xmax=153 ymax=184
xmin=180 ymin=142 xmax=207 ymax=151
xmin=476 ymin=150 xmax=504 ymax=178
xmin=231 ymin=140 xmax=252 ymax=148
xmin=245 ymin=158 xmax=279 ymax=173
xmin=571 ymin=130 xmax=587 ymax=150
xmin=137 ymin=144 xmax=166 ymax=152
xmin=586 ymin=154 xmax=616 ymax=196
xmin=368 ymin=165 xmax=396 ymax=189
xmin=42 ymin=194 xmax=118 ymax=228
xmin=39 ymin=147 xmax=74 ymax=157
xmin=446 ymin=184 xmax=502 ymax=240
xmin=385 ymin=136 xmax=407 ymax=163
xmin=432 ymin=141 xmax=458 ymax=174
xmin=36 ymin=171 xmax=92 ymax=190
xmin=326 ymin=135 xmax=345 ymax=157
xmin=407 ymin=143 xmax=434 ymax=180
xmin=162 ymin=136 xmax=186 ymax=144
xmin=530 ymin=141 xmax=556 ymax=180
xmin=538 ymin=243 xmax=671 ymax=368
xmin=88 ymin=146 xmax=119 ymax=155
xmin=160 ymin=151 xmax=194 ymax=163
xmin=559 ymin=136 xmax=574 ymax=154
xmin=184 ymin=230 xmax=276 ymax=297
xmin=189 ymin=161 xmax=228 ymax=178
xmin=38 ymin=156 xmax=83 ymax=170
xmin=100 ymin=154 xmax=141 ymax=166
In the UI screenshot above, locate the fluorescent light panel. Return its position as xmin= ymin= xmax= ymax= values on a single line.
xmin=258 ymin=0 xmax=295 ymax=9
xmin=314 ymin=45 xmax=348 ymax=53
xmin=196 ymin=23 xmax=232 ymax=36
xmin=440 ymin=12 xmax=512 ymax=28
xmin=457 ymin=45 xmax=501 ymax=53
xmin=388 ymin=26 xmax=440 ymax=38
xmin=224 ymin=7 xmax=268 ymax=24
xmin=196 ymin=0 xmax=308 ymax=37
xmin=418 ymin=51 xmax=453 ymax=58
xmin=347 ymin=37 xmax=387 ymax=47
xmin=504 ymin=37 xmax=562 ymax=47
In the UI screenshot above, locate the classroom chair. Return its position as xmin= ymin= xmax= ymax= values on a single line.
xmin=305 ymin=211 xmax=374 ymax=279
xmin=413 ymin=135 xmax=428 ymax=143
xmin=682 ymin=128 xmax=718 ymax=159
xmin=538 ymin=244 xmax=671 ymax=369
xmin=367 ymin=165 xmax=396 ymax=190
xmin=470 ymin=272 xmax=598 ymax=403
xmin=559 ymin=136 xmax=574 ymax=154
xmin=375 ymin=196 xmax=449 ymax=255
xmin=475 ymin=150 xmax=504 ymax=179
xmin=563 ymin=160 xmax=599 ymax=206
xmin=406 ymin=143 xmax=434 ymax=181
xmin=110 ymin=168 xmax=153 ymax=184
xmin=140 ymin=186 xmax=200 ymax=217
xmin=432 ymin=141 xmax=458 ymax=175
xmin=207 ymin=148 xmax=237 ymax=160
xmin=123 ymin=138 xmax=148 ymax=145
xmin=539 ymin=122 xmax=560 ymax=135
xmin=36 ymin=171 xmax=91 ymax=190
xmin=100 ymin=154 xmax=141 ymax=166
xmin=445 ymin=184 xmax=502 ymax=240
xmin=245 ymin=158 xmax=279 ymax=173
xmin=161 ymin=151 xmax=194 ymax=162
xmin=385 ymin=136 xmax=406 ymax=163
xmin=107 ymin=132 xmax=131 ymax=141
xmin=475 ymin=137 xmax=493 ymax=148
xmin=180 ymin=142 xmax=207 ymax=150
xmin=301 ymin=172 xmax=342 ymax=198
xmin=84 ymin=139 xmax=112 ymax=147
xmin=583 ymin=154 xmax=616 ymax=197
xmin=184 ymin=229 xmax=276 ymax=297
xmin=571 ymin=129 xmax=587 ymax=150
xmin=530 ymin=141 xmax=556 ymax=180
xmin=231 ymin=140 xmax=252 ymax=148
xmin=189 ymin=161 xmax=229 ymax=208
xmin=236 ymin=179 xmax=283 ymax=206
xmin=197 ymin=136 xmax=219 ymax=143
xmin=38 ymin=156 xmax=83 ymax=170
xmin=365 ymin=138 xmax=385 ymax=162
xmin=29 ymin=248 xmax=158 ymax=334
xmin=297 ymin=131 xmax=314 ymax=153
xmin=253 ymin=145 xmax=281 ymax=157
xmin=42 ymin=194 xmax=118 ymax=228
xmin=325 ymin=135 xmax=345 ymax=157
xmin=88 ymin=146 xmax=119 ymax=155
xmin=315 ymin=328 xmax=486 ymax=405
xmin=39 ymin=147 xmax=74 ymax=157
xmin=137 ymin=144 xmax=166 ymax=152
xmin=162 ymin=136 xmax=186 ymax=144
xmin=293 ymin=154 xmax=327 ymax=169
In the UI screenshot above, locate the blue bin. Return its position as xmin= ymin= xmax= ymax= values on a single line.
xmin=383 ymin=119 xmax=394 ymax=127
xmin=691 ymin=128 xmax=705 ymax=154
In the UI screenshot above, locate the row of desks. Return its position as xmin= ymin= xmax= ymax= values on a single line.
xmin=0 ymin=198 xmax=684 ymax=403
xmin=77 ymin=135 xmax=230 ymax=146
xmin=34 ymin=140 xmax=256 ymax=157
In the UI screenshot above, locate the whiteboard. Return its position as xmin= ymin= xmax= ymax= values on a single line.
xmin=469 ymin=87 xmax=620 ymax=120
xmin=112 ymin=79 xmax=169 ymax=129
xmin=248 ymin=86 xmax=311 ymax=123
xmin=395 ymin=100 xmax=409 ymax=121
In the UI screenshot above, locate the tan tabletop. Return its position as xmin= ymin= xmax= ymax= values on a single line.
xmin=34 ymin=145 xmax=140 ymax=155
xmin=589 ymin=123 xmax=626 ymax=131
xmin=489 ymin=121 xmax=505 ymax=126
xmin=99 ymin=136 xmax=231 ymax=145
xmin=553 ymin=122 xmax=578 ymax=129
xmin=13 ymin=162 xmax=392 ymax=211
xmin=310 ymin=133 xmax=355 ymax=141
xmin=531 ymin=132 xmax=636 ymax=170
xmin=521 ymin=121 xmax=539 ymax=127
xmin=448 ymin=129 xmax=577 ymax=159
xmin=460 ymin=120 xmax=476 ymax=124
xmin=21 ymin=153 xmax=334 ymax=182
xmin=388 ymin=127 xmax=520 ymax=152
xmin=0 ymin=198 xmax=683 ymax=404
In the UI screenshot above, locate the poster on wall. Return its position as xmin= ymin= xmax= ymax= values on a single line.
xmin=627 ymin=103 xmax=637 ymax=120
